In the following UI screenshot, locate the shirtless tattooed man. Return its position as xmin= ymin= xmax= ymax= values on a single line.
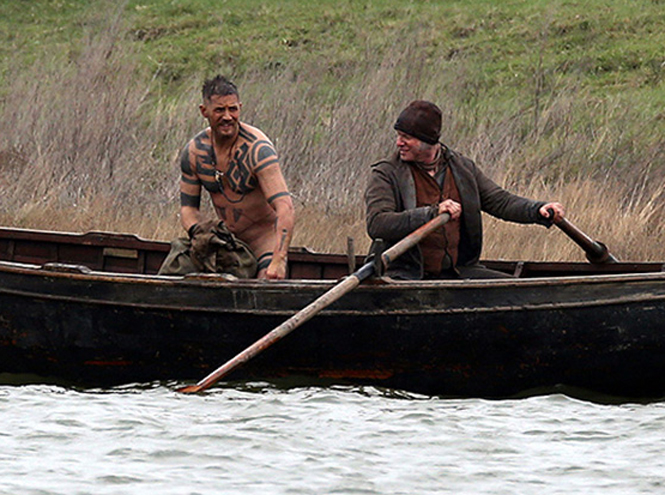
xmin=179 ymin=75 xmax=295 ymax=279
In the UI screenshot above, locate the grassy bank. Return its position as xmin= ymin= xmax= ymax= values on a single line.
xmin=0 ymin=0 xmax=664 ymax=261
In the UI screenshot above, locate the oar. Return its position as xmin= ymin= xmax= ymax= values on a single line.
xmin=176 ymin=212 xmax=451 ymax=394
xmin=554 ymin=216 xmax=618 ymax=263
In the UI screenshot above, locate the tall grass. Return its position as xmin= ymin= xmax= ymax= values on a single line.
xmin=1 ymin=5 xmax=664 ymax=262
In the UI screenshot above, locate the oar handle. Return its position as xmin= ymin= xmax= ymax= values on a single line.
xmin=554 ymin=217 xmax=618 ymax=264
xmin=381 ymin=213 xmax=451 ymax=271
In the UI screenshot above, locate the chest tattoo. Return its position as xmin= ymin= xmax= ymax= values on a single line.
xmin=232 ymin=208 xmax=243 ymax=223
xmin=192 ymin=127 xmax=274 ymax=207
xmin=225 ymin=143 xmax=258 ymax=195
xmin=215 ymin=205 xmax=227 ymax=221
xmin=206 ymin=143 xmax=258 ymax=204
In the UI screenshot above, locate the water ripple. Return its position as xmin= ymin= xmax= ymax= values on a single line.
xmin=1 ymin=384 xmax=665 ymax=494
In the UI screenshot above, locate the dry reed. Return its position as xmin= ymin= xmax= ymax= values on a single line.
xmin=1 ymin=9 xmax=663 ymax=262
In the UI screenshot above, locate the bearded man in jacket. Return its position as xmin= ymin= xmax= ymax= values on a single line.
xmin=364 ymin=100 xmax=564 ymax=280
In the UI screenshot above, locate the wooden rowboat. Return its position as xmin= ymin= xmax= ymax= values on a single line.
xmin=1 ymin=225 xmax=665 ymax=400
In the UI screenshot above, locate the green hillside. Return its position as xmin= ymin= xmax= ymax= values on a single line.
xmin=3 ymin=0 xmax=664 ymax=99
xmin=0 ymin=0 xmax=664 ymax=259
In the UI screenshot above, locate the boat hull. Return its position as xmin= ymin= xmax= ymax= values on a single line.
xmin=2 ymin=260 xmax=665 ymax=399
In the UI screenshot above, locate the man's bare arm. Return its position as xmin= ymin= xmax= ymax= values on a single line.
xmin=265 ymin=195 xmax=295 ymax=279
xmin=180 ymin=205 xmax=203 ymax=233
xmin=179 ymin=145 xmax=203 ymax=234
xmin=252 ymin=140 xmax=295 ymax=279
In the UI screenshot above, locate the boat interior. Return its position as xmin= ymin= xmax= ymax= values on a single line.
xmin=1 ymin=226 xmax=663 ymax=280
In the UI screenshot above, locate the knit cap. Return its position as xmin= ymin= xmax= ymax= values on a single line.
xmin=393 ymin=100 xmax=442 ymax=145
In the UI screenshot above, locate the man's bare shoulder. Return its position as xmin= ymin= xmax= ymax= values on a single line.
xmin=180 ymin=128 xmax=214 ymax=174
xmin=237 ymin=123 xmax=280 ymax=173
xmin=184 ymin=128 xmax=212 ymax=151
xmin=238 ymin=122 xmax=272 ymax=146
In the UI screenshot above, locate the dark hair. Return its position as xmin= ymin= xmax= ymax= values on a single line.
xmin=202 ymin=75 xmax=239 ymax=102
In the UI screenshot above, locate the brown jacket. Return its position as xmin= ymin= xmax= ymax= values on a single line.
xmin=364 ymin=146 xmax=549 ymax=279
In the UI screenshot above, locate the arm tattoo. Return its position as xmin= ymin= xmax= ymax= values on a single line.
xmin=267 ymin=191 xmax=290 ymax=205
xmin=180 ymin=192 xmax=200 ymax=208
xmin=257 ymin=252 xmax=273 ymax=270
xmin=254 ymin=142 xmax=279 ymax=173
xmin=278 ymin=228 xmax=288 ymax=251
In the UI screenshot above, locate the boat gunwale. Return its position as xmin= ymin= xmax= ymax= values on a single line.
xmin=3 ymin=259 xmax=665 ymax=316
xmin=2 ymin=258 xmax=665 ymax=288
xmin=1 ymin=283 xmax=663 ymax=316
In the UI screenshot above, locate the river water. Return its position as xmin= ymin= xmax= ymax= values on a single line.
xmin=1 ymin=382 xmax=664 ymax=495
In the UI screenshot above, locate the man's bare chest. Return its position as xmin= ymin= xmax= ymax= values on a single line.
xmin=196 ymin=141 xmax=259 ymax=201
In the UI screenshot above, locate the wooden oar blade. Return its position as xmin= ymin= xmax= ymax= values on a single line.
xmin=175 ymin=384 xmax=202 ymax=394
